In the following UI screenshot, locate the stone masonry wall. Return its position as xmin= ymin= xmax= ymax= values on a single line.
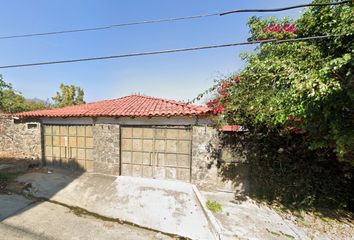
xmin=92 ymin=123 xmax=120 ymax=175
xmin=191 ymin=125 xmax=219 ymax=190
xmin=191 ymin=125 xmax=250 ymax=192
xmin=0 ymin=115 xmax=42 ymax=160
xmin=217 ymin=132 xmax=250 ymax=193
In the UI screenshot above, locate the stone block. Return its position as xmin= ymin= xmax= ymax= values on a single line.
xmin=93 ymin=161 xmax=120 ymax=175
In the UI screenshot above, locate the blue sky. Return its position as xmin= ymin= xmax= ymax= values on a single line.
xmin=0 ymin=0 xmax=310 ymax=103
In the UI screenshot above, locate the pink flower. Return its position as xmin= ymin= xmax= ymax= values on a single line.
xmin=262 ymin=22 xmax=297 ymax=35
xmin=212 ymin=105 xmax=224 ymax=114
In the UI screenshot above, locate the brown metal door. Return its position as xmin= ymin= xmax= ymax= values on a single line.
xmin=44 ymin=125 xmax=93 ymax=171
xmin=120 ymin=126 xmax=192 ymax=182
xmin=121 ymin=127 xmax=154 ymax=178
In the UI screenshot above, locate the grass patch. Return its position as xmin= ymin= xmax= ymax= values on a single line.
xmin=266 ymin=229 xmax=281 ymax=237
xmin=0 ymin=172 xmax=19 ymax=192
xmin=0 ymin=172 xmax=18 ymax=182
xmin=206 ymin=200 xmax=222 ymax=213
xmin=283 ymin=232 xmax=295 ymax=239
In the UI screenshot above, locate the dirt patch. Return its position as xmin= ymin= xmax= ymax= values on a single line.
xmin=0 ymin=153 xmax=39 ymax=174
xmin=0 ymin=155 xmax=41 ymax=193
xmin=0 ymin=172 xmax=20 ymax=193
xmin=276 ymin=207 xmax=354 ymax=240
xmin=0 ymin=152 xmax=52 ymax=194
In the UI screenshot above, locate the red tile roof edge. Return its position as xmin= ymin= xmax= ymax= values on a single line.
xmin=15 ymin=94 xmax=211 ymax=119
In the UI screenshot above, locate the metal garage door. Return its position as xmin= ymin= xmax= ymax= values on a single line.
xmin=121 ymin=126 xmax=192 ymax=182
xmin=43 ymin=125 xmax=94 ymax=171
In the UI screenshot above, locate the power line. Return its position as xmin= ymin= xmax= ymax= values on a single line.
xmin=0 ymin=1 xmax=350 ymax=40
xmin=0 ymin=35 xmax=339 ymax=69
xmin=0 ymin=13 xmax=219 ymax=40
xmin=220 ymin=0 xmax=351 ymax=15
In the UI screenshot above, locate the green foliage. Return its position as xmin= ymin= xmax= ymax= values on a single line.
xmin=0 ymin=172 xmax=19 ymax=193
xmin=52 ymin=83 xmax=85 ymax=108
xmin=206 ymin=1 xmax=354 ymax=213
xmin=218 ymin=0 xmax=354 ymax=163
xmin=247 ymin=16 xmax=297 ymax=41
xmin=206 ymin=200 xmax=222 ymax=213
xmin=0 ymin=75 xmax=50 ymax=113
xmin=26 ymin=98 xmax=52 ymax=111
xmin=0 ymin=172 xmax=18 ymax=182
xmin=1 ymin=89 xmax=27 ymax=113
xmin=0 ymin=75 xmax=11 ymax=91
xmin=0 ymin=75 xmax=11 ymax=111
xmin=1 ymin=89 xmax=50 ymax=113
xmin=217 ymin=131 xmax=354 ymax=213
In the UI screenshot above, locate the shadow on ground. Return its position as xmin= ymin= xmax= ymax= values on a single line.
xmin=0 ymin=157 xmax=84 ymax=221
xmin=212 ymin=131 xmax=354 ymax=222
xmin=1 ymin=157 xmax=214 ymax=239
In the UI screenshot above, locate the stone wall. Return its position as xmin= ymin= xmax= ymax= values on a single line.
xmin=191 ymin=125 xmax=249 ymax=192
xmin=0 ymin=113 xmax=249 ymax=192
xmin=0 ymin=115 xmax=42 ymax=160
xmin=217 ymin=136 xmax=250 ymax=194
xmin=92 ymin=123 xmax=120 ymax=175
xmin=191 ymin=125 xmax=219 ymax=190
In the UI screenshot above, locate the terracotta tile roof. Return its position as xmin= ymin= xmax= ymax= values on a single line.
xmin=15 ymin=94 xmax=211 ymax=118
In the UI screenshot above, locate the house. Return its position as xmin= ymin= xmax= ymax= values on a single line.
xmin=0 ymin=94 xmax=236 ymax=188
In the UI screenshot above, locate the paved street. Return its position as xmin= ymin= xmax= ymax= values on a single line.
xmin=0 ymin=194 xmax=171 ymax=240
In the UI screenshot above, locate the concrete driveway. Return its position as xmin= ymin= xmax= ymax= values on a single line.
xmin=16 ymin=170 xmax=217 ymax=240
xmin=0 ymin=194 xmax=171 ymax=240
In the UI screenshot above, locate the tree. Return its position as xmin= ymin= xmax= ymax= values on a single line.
xmin=205 ymin=0 xmax=354 ymax=211
xmin=1 ymin=89 xmax=29 ymax=113
xmin=0 ymin=88 xmax=50 ymax=113
xmin=0 ymin=75 xmax=11 ymax=111
xmin=52 ymin=83 xmax=85 ymax=108
xmin=211 ymin=0 xmax=353 ymax=163
xmin=0 ymin=75 xmax=50 ymax=113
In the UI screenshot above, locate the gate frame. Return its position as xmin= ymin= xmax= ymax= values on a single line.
xmin=119 ymin=124 xmax=193 ymax=182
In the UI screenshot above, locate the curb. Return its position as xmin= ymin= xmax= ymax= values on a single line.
xmin=192 ymin=185 xmax=223 ymax=240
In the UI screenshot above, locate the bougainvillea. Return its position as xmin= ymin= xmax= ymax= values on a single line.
xmin=287 ymin=117 xmax=303 ymax=135
xmin=207 ymin=97 xmax=223 ymax=114
xmin=263 ymin=22 xmax=296 ymax=35
xmin=210 ymin=1 xmax=354 ymax=163
xmin=248 ymin=16 xmax=297 ymax=41
xmin=204 ymin=0 xmax=354 ymax=213
xmin=206 ymin=75 xmax=240 ymax=114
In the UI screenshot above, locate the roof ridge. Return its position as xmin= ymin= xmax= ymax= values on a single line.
xmin=65 ymin=94 xmax=204 ymax=109
xmin=85 ymin=95 xmax=132 ymax=105
xmin=132 ymin=94 xmax=196 ymax=109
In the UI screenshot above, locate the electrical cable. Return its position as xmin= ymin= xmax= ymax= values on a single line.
xmin=0 ymin=1 xmax=350 ymax=40
xmin=0 ymin=34 xmax=339 ymax=69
